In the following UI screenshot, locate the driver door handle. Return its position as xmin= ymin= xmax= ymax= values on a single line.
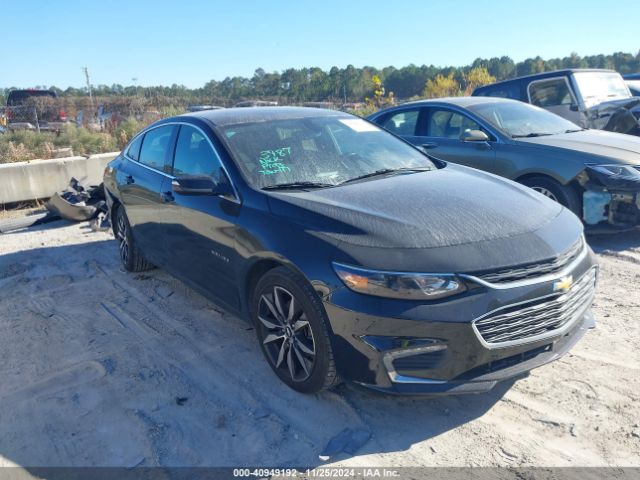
xmin=421 ymin=142 xmax=438 ymax=149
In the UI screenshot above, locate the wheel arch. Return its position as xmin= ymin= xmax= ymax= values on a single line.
xmin=109 ymin=197 xmax=122 ymax=234
xmin=240 ymin=254 xmax=332 ymax=319
xmin=514 ymin=170 xmax=568 ymax=185
xmin=515 ymin=171 xmax=585 ymax=196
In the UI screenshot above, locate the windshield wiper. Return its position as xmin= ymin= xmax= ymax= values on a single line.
xmin=261 ymin=181 xmax=335 ymax=191
xmin=340 ymin=167 xmax=432 ymax=185
xmin=511 ymin=132 xmax=553 ymax=138
xmin=565 ymin=128 xmax=587 ymax=133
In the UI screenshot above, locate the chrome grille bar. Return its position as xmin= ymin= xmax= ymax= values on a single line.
xmin=473 ymin=268 xmax=597 ymax=346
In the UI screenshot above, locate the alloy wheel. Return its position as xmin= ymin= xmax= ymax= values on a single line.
xmin=532 ymin=186 xmax=558 ymax=202
xmin=116 ymin=210 xmax=130 ymax=264
xmin=258 ymin=286 xmax=316 ymax=382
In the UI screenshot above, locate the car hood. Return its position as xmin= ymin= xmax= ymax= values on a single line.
xmin=516 ymin=129 xmax=640 ymax=165
xmin=266 ymin=165 xmax=582 ymax=272
xmin=586 ymin=96 xmax=640 ymax=112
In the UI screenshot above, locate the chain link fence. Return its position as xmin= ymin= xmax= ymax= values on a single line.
xmin=0 ymin=104 xmax=71 ymax=132
xmin=0 ymin=95 xmax=167 ymax=134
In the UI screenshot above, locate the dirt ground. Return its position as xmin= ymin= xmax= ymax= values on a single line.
xmin=0 ymin=219 xmax=638 ymax=468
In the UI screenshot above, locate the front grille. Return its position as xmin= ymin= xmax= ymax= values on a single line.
xmin=474 ymin=237 xmax=584 ymax=284
xmin=474 ymin=267 xmax=597 ymax=345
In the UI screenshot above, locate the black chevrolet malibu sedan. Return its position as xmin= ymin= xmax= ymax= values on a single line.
xmin=103 ymin=107 xmax=598 ymax=394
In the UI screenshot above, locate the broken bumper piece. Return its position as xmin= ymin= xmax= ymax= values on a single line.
xmin=583 ymin=190 xmax=640 ymax=227
xmin=45 ymin=177 xmax=107 ymax=222
xmin=581 ymin=166 xmax=640 ymax=227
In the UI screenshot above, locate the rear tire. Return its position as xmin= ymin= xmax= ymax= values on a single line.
xmin=521 ymin=176 xmax=581 ymax=217
xmin=114 ymin=205 xmax=152 ymax=272
xmin=251 ymin=266 xmax=339 ymax=394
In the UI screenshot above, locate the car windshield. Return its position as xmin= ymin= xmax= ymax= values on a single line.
xmin=218 ymin=115 xmax=435 ymax=189
xmin=573 ymin=72 xmax=631 ymax=107
xmin=468 ymin=101 xmax=582 ymax=138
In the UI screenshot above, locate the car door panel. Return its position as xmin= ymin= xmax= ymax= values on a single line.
xmin=161 ymin=124 xmax=241 ymax=309
xmin=413 ymin=107 xmax=496 ymax=172
xmin=119 ymin=125 xmax=177 ymax=265
xmin=117 ymin=160 xmax=170 ymax=265
xmin=162 ymin=194 xmax=241 ymax=309
xmin=527 ymin=77 xmax=582 ymax=125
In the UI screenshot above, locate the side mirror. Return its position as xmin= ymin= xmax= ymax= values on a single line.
xmin=172 ymin=175 xmax=232 ymax=196
xmin=460 ymin=129 xmax=490 ymax=142
xmin=570 ymin=104 xmax=579 ymax=112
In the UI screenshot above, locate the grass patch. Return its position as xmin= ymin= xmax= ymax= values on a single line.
xmin=0 ymin=125 xmax=118 ymax=163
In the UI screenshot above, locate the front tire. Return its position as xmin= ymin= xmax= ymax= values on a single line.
xmin=251 ymin=267 xmax=339 ymax=393
xmin=114 ymin=205 xmax=152 ymax=272
xmin=521 ymin=176 xmax=581 ymax=217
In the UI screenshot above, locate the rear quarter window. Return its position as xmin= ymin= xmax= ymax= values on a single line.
xmin=126 ymin=134 xmax=143 ymax=161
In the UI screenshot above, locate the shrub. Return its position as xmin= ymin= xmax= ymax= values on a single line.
xmin=423 ymin=73 xmax=461 ymax=98
xmin=113 ymin=118 xmax=146 ymax=149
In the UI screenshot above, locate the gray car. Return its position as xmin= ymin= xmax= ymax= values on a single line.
xmin=368 ymin=97 xmax=640 ymax=228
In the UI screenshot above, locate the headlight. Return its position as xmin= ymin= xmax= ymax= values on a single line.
xmin=587 ymin=164 xmax=640 ymax=180
xmin=332 ymin=262 xmax=466 ymax=300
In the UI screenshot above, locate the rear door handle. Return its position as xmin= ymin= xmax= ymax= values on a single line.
xmin=421 ymin=142 xmax=438 ymax=149
xmin=125 ymin=175 xmax=135 ymax=184
xmin=161 ymin=191 xmax=175 ymax=203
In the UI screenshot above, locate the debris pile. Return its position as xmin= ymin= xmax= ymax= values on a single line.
xmin=46 ymin=178 xmax=109 ymax=224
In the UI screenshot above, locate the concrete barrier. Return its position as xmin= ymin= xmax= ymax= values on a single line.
xmin=0 ymin=152 xmax=119 ymax=204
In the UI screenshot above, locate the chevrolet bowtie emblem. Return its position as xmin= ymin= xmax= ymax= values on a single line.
xmin=553 ymin=275 xmax=574 ymax=293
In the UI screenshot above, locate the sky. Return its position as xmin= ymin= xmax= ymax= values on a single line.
xmin=2 ymin=0 xmax=639 ymax=89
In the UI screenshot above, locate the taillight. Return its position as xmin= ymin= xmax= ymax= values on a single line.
xmin=6 ymin=110 xmax=13 ymax=119
xmin=59 ymin=109 xmax=67 ymax=121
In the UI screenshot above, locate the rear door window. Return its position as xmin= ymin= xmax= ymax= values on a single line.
xmin=138 ymin=125 xmax=177 ymax=173
xmin=173 ymin=125 xmax=225 ymax=183
xmin=528 ymin=78 xmax=574 ymax=107
xmin=381 ymin=110 xmax=420 ymax=136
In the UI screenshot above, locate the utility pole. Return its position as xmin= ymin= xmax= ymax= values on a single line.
xmin=83 ymin=67 xmax=94 ymax=109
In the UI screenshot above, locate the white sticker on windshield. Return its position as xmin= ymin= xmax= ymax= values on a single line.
xmin=339 ymin=119 xmax=380 ymax=132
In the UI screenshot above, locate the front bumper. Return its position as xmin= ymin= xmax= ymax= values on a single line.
xmin=583 ymin=189 xmax=640 ymax=227
xmin=322 ymin=246 xmax=598 ymax=395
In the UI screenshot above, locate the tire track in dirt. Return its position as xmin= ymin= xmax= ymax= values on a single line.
xmin=90 ymin=265 xmax=370 ymax=461
xmin=0 ymin=361 xmax=107 ymax=403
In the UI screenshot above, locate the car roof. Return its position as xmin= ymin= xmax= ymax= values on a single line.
xmin=182 ymin=106 xmax=350 ymax=127
xmin=377 ymin=96 xmax=519 ymax=111
xmin=474 ymin=68 xmax=618 ymax=90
